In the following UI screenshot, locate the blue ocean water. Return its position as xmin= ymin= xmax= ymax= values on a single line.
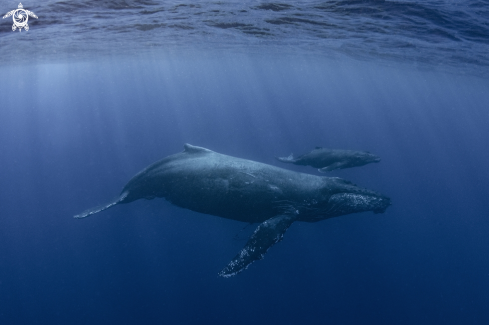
xmin=1 ymin=1 xmax=489 ymax=324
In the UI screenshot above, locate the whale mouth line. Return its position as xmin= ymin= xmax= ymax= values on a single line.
xmin=325 ymin=192 xmax=390 ymax=216
xmin=274 ymin=191 xmax=390 ymax=221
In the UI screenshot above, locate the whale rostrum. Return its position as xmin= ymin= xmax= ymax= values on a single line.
xmin=75 ymin=144 xmax=391 ymax=277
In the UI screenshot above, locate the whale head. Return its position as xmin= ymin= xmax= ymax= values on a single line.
xmin=297 ymin=177 xmax=390 ymax=222
xmin=324 ymin=177 xmax=390 ymax=217
xmin=362 ymin=151 xmax=381 ymax=164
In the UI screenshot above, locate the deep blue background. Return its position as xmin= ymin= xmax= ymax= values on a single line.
xmin=1 ymin=52 xmax=489 ymax=324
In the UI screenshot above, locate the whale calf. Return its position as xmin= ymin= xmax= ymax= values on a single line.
xmin=277 ymin=147 xmax=381 ymax=172
xmin=75 ymin=144 xmax=390 ymax=277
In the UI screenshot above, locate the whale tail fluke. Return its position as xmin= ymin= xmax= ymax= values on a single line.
xmin=74 ymin=192 xmax=129 ymax=219
xmin=276 ymin=153 xmax=296 ymax=163
xmin=219 ymin=214 xmax=297 ymax=278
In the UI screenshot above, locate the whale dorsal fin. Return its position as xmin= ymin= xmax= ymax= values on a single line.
xmin=183 ymin=143 xmax=213 ymax=154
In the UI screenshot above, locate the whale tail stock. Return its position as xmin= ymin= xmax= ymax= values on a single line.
xmin=219 ymin=214 xmax=297 ymax=278
xmin=74 ymin=192 xmax=129 ymax=219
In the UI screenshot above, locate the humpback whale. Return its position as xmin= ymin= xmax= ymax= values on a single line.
xmin=75 ymin=144 xmax=390 ymax=277
xmin=277 ymin=147 xmax=381 ymax=172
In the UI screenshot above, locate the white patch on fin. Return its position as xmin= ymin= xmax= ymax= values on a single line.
xmin=219 ymin=214 xmax=296 ymax=278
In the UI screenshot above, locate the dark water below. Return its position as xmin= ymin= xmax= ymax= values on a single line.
xmin=1 ymin=1 xmax=489 ymax=325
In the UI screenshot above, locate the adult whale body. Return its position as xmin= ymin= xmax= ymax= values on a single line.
xmin=75 ymin=144 xmax=390 ymax=277
xmin=277 ymin=147 xmax=381 ymax=172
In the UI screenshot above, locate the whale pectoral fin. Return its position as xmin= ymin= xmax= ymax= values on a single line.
xmin=276 ymin=153 xmax=295 ymax=163
xmin=219 ymin=214 xmax=296 ymax=278
xmin=74 ymin=192 xmax=128 ymax=219
xmin=319 ymin=162 xmax=345 ymax=172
